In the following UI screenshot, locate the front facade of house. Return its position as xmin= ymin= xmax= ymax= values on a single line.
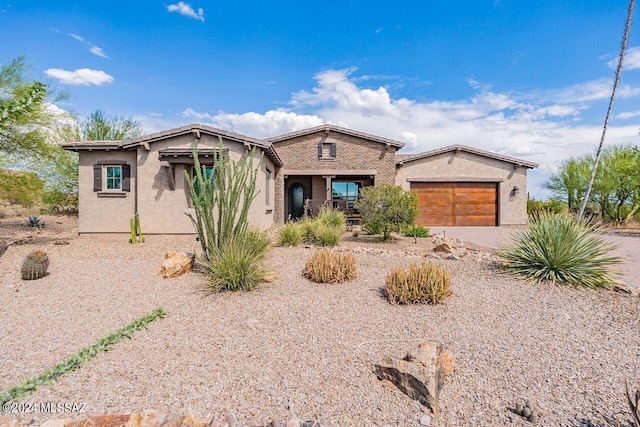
xmin=62 ymin=123 xmax=537 ymax=234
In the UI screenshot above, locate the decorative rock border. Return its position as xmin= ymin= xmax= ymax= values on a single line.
xmin=1 ymin=411 xmax=320 ymax=427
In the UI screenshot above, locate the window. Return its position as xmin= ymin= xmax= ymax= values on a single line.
xmin=318 ymin=142 xmax=336 ymax=159
xmin=93 ymin=163 xmax=130 ymax=194
xmin=106 ymin=166 xmax=122 ymax=190
xmin=332 ymin=181 xmax=361 ymax=208
xmin=265 ymin=166 xmax=272 ymax=207
xmin=190 ymin=165 xmax=214 ymax=199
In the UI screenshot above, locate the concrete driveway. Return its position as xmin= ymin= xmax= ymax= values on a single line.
xmin=435 ymin=226 xmax=640 ymax=291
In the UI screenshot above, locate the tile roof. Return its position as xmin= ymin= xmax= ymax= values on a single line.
xmin=396 ymin=144 xmax=538 ymax=169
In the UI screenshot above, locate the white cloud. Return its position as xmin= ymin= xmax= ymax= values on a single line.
xmin=617 ymin=110 xmax=640 ymax=119
xmin=68 ymin=33 xmax=85 ymax=42
xmin=45 ymin=68 xmax=114 ymax=86
xmin=167 ymin=2 xmax=205 ymax=22
xmin=89 ymin=45 xmax=110 ymax=59
xmin=183 ymin=108 xmax=323 ymax=138
xmin=608 ymin=46 xmax=640 ymax=70
xmin=179 ymin=67 xmax=640 ymax=197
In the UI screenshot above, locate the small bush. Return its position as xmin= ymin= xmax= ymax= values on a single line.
xmin=364 ymin=222 xmax=384 ymax=235
xmin=202 ymin=229 xmax=270 ymax=292
xmin=316 ymin=206 xmax=346 ymax=230
xmin=314 ymin=222 xmax=342 ymax=246
xmin=354 ymin=184 xmax=418 ymax=241
xmin=303 ymin=249 xmax=357 ymax=283
xmin=385 ymin=261 xmax=451 ymax=305
xmin=500 ymin=211 xmax=621 ymax=289
xmin=278 ymin=222 xmax=304 ymax=246
xmin=404 ymin=225 xmax=430 ymax=238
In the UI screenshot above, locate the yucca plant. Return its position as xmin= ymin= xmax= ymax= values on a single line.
xmin=385 ymin=261 xmax=451 ymax=305
xmin=300 ymin=217 xmax=318 ymax=243
xmin=627 ymin=380 xmax=640 ymax=427
xmin=500 ymin=211 xmax=621 ymax=289
xmin=202 ymin=229 xmax=270 ymax=292
xmin=278 ymin=222 xmax=304 ymax=246
xmin=303 ymin=249 xmax=357 ymax=284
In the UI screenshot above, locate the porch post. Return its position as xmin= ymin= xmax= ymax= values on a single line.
xmin=322 ymin=175 xmax=335 ymax=204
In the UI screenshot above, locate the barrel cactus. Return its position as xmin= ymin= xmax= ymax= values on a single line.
xmin=21 ymin=250 xmax=49 ymax=280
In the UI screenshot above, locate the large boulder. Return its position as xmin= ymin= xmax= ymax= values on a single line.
xmin=159 ymin=252 xmax=195 ymax=278
xmin=374 ymin=341 xmax=454 ymax=414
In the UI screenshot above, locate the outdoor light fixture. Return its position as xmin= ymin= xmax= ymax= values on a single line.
xmin=512 ymin=186 xmax=520 ymax=195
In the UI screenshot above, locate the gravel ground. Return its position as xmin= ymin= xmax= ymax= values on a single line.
xmin=1 ymin=233 xmax=639 ymax=426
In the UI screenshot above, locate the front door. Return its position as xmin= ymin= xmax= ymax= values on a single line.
xmin=288 ymin=183 xmax=307 ymax=220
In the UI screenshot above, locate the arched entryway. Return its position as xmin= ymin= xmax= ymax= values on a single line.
xmin=288 ymin=183 xmax=307 ymax=219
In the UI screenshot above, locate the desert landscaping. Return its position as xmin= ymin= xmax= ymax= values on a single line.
xmin=1 ymin=215 xmax=639 ymax=426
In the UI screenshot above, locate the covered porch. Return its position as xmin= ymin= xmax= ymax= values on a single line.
xmin=282 ymin=170 xmax=376 ymax=221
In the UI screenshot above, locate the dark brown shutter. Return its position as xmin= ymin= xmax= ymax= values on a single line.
xmin=122 ymin=164 xmax=131 ymax=192
xmin=93 ymin=164 xmax=102 ymax=192
xmin=330 ymin=143 xmax=337 ymax=157
xmin=318 ymin=142 xmax=323 ymax=158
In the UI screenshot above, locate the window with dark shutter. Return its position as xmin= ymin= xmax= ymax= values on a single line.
xmin=319 ymin=142 xmax=337 ymax=159
xmin=122 ymin=164 xmax=131 ymax=192
xmin=93 ymin=164 xmax=102 ymax=192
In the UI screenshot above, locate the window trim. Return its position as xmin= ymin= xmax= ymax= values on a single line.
xmin=318 ymin=142 xmax=337 ymax=160
xmin=105 ymin=165 xmax=123 ymax=191
xmin=265 ymin=165 xmax=273 ymax=208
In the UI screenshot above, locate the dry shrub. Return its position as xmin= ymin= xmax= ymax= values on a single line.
xmin=385 ymin=261 xmax=451 ymax=304
xmin=303 ymin=249 xmax=357 ymax=283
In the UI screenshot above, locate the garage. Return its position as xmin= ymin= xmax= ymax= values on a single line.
xmin=410 ymin=181 xmax=498 ymax=226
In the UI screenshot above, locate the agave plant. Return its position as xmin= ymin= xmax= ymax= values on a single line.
xmin=500 ymin=211 xmax=621 ymax=289
xmin=25 ymin=215 xmax=45 ymax=228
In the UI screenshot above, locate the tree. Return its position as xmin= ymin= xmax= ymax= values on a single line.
xmin=579 ymin=0 xmax=635 ymax=218
xmin=0 ymin=56 xmax=68 ymax=162
xmin=544 ymin=145 xmax=640 ymax=222
xmin=354 ymin=183 xmax=418 ymax=241
xmin=544 ymin=156 xmax=591 ymax=211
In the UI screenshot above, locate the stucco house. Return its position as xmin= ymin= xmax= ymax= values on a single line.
xmin=61 ymin=123 xmax=537 ymax=234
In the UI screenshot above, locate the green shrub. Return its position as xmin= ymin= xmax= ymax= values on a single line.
xmin=300 ymin=217 xmax=319 ymax=243
xmin=404 ymin=225 xmax=430 ymax=238
xmin=278 ymin=222 xmax=304 ymax=246
xmin=202 ymin=229 xmax=270 ymax=292
xmin=527 ymin=196 xmax=568 ymax=215
xmin=626 ymin=380 xmax=640 ymax=427
xmin=313 ymin=222 xmax=342 ymax=246
xmin=364 ymin=222 xmax=384 ymax=235
xmin=316 ymin=206 xmax=346 ymax=230
xmin=500 ymin=211 xmax=621 ymax=289
xmin=385 ymin=261 xmax=451 ymax=305
xmin=0 ymin=169 xmax=43 ymax=208
xmin=303 ymin=249 xmax=357 ymax=283
xmin=354 ymin=184 xmax=418 ymax=241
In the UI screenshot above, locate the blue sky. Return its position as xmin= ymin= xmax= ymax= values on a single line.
xmin=2 ymin=0 xmax=640 ymax=198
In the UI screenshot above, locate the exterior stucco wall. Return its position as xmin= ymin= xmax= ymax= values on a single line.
xmin=395 ymin=151 xmax=529 ymax=225
xmin=77 ymin=151 xmax=137 ymax=233
xmin=79 ymin=134 xmax=274 ymax=234
xmin=136 ymin=133 xmax=274 ymax=234
xmin=272 ymin=130 xmax=398 ymax=222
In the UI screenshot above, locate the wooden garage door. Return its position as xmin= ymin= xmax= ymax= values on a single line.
xmin=410 ymin=182 xmax=498 ymax=226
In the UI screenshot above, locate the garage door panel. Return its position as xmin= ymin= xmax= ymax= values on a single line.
xmin=454 ymin=203 xmax=496 ymax=215
xmin=410 ymin=182 xmax=497 ymax=227
xmin=455 ymin=215 xmax=496 ymax=226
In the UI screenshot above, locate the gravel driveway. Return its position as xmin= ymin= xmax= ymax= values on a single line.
xmin=435 ymin=226 xmax=640 ymax=291
xmin=0 ymin=235 xmax=639 ymax=426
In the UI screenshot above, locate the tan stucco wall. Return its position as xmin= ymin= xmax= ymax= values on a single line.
xmin=77 ymin=151 xmax=137 ymax=233
xmin=137 ymin=134 xmax=274 ymax=234
xmin=272 ymin=130 xmax=398 ymax=222
xmin=78 ymin=134 xmax=274 ymax=234
xmin=395 ymin=151 xmax=529 ymax=225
